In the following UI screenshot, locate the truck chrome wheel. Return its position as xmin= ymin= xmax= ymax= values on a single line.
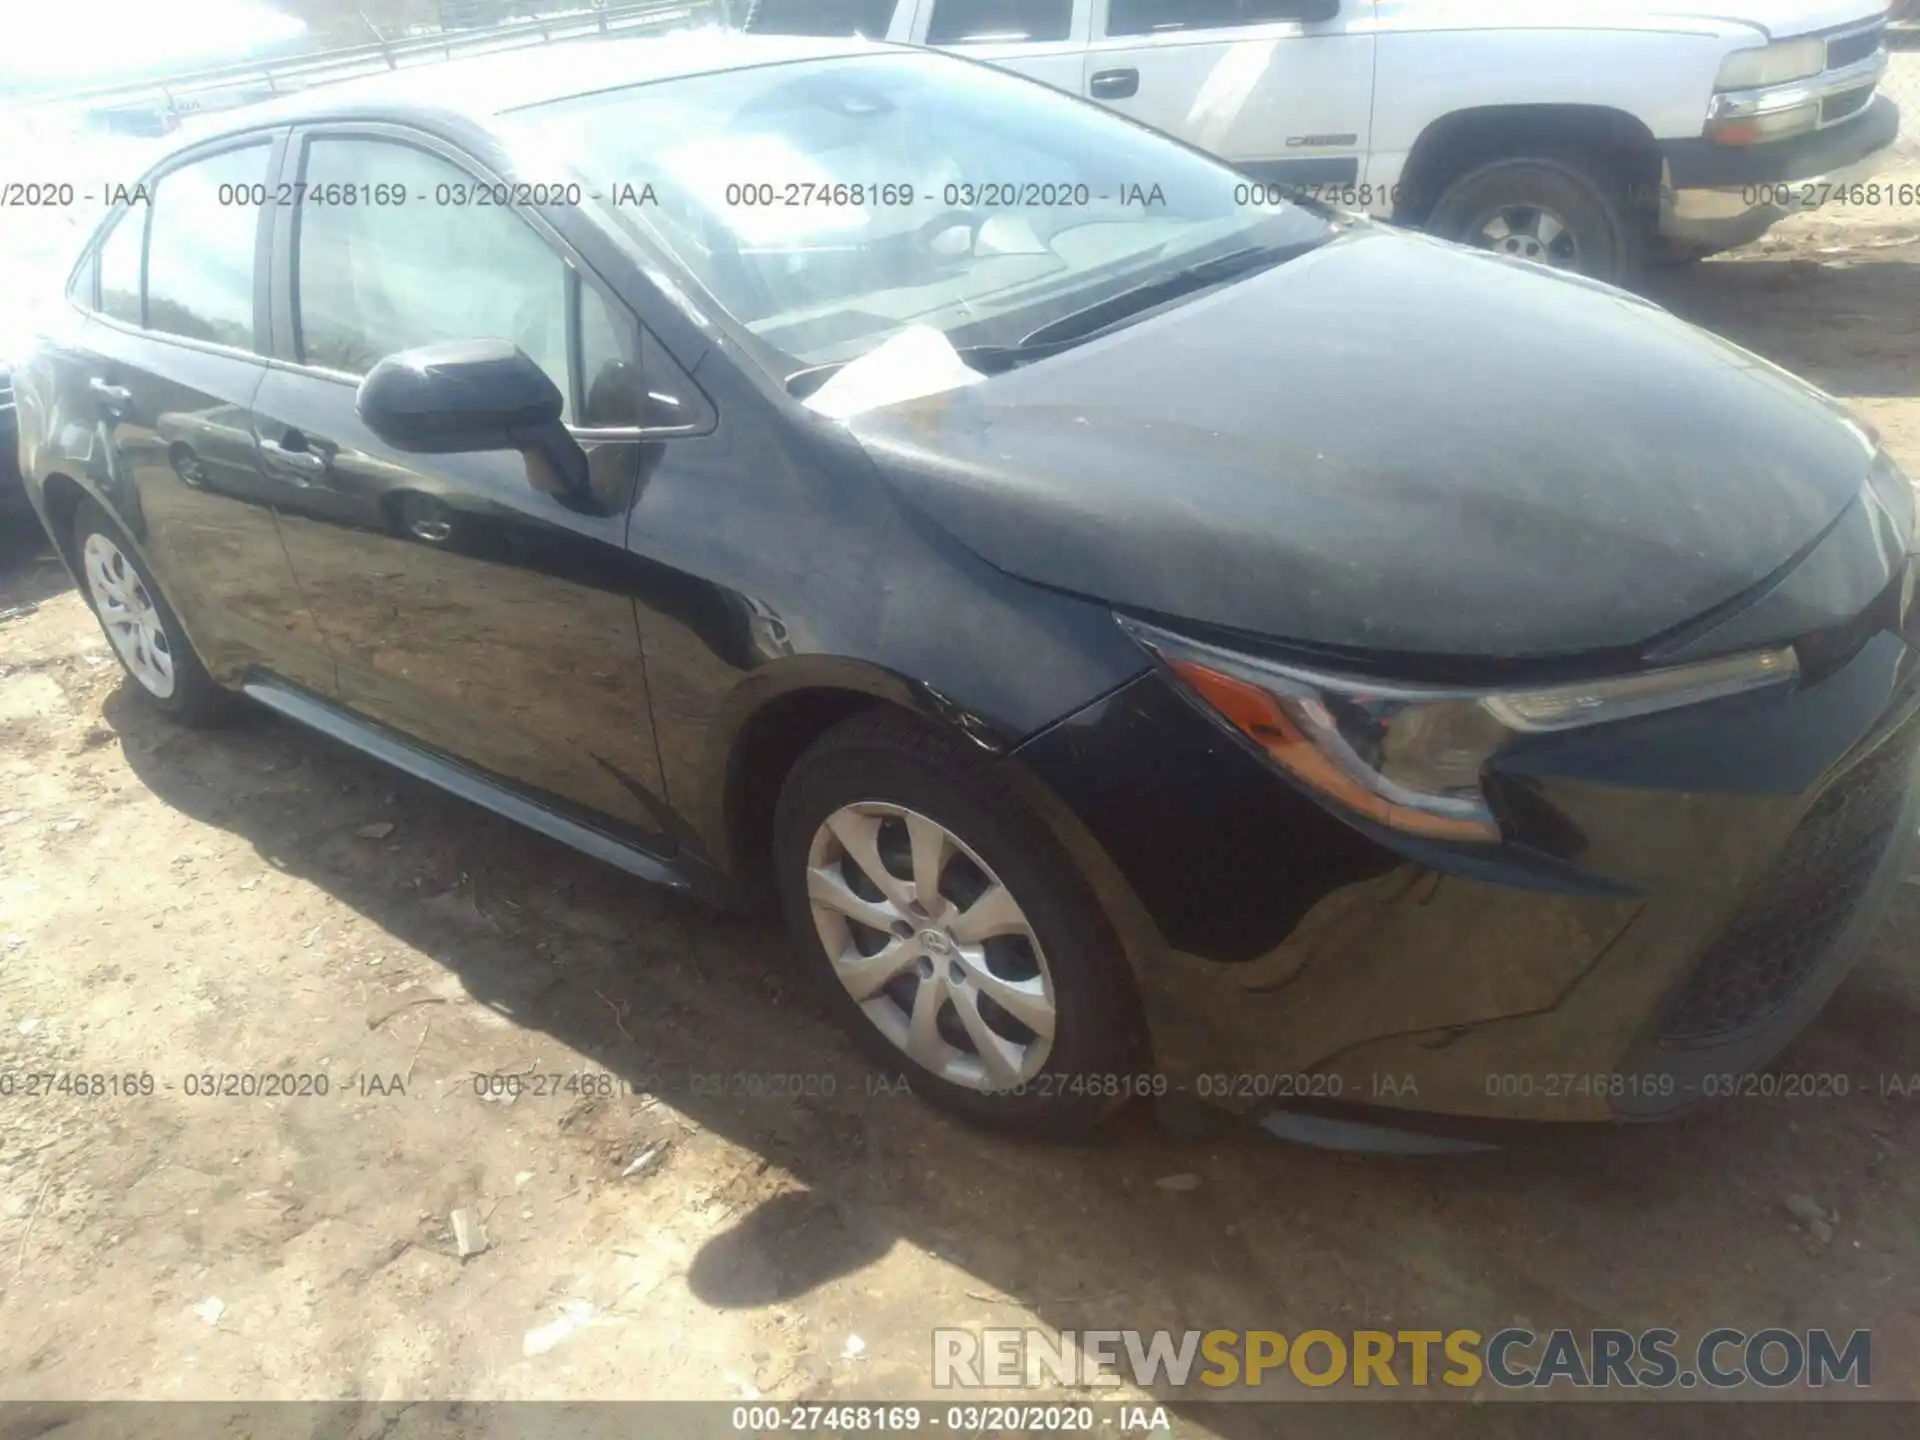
xmin=1428 ymin=155 xmax=1630 ymax=283
xmin=1472 ymin=204 xmax=1581 ymax=269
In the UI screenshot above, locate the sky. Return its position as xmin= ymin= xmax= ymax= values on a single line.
xmin=0 ymin=0 xmax=309 ymax=87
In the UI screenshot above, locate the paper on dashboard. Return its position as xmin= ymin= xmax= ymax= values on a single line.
xmin=802 ymin=324 xmax=986 ymax=421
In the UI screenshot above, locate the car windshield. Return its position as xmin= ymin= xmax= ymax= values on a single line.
xmin=504 ymin=52 xmax=1331 ymax=380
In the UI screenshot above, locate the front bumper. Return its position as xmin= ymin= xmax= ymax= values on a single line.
xmin=1659 ymin=94 xmax=1902 ymax=252
xmin=1016 ymin=596 xmax=1920 ymax=1129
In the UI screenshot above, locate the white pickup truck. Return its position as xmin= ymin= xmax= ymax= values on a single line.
xmin=741 ymin=0 xmax=1903 ymax=282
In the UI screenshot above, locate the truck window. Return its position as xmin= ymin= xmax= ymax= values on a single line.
xmin=1107 ymin=0 xmax=1327 ymax=36
xmin=926 ymin=0 xmax=1072 ymax=44
xmin=744 ymin=0 xmax=897 ymax=34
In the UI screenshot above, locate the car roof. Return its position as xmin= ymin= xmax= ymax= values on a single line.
xmin=177 ymin=29 xmax=886 ymax=142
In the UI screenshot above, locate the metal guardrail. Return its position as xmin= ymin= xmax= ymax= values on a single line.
xmin=5 ymin=1 xmax=715 ymax=131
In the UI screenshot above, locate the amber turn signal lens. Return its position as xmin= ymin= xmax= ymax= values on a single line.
xmin=1165 ymin=656 xmax=1500 ymax=843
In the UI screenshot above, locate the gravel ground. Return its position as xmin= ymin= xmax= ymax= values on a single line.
xmin=3 ymin=198 xmax=1920 ymax=1434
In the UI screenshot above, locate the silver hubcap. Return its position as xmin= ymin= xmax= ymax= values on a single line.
xmin=806 ymin=802 xmax=1056 ymax=1091
xmin=82 ymin=532 xmax=176 ymax=699
xmin=1474 ymin=205 xmax=1580 ymax=269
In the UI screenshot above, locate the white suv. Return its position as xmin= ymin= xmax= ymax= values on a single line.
xmin=742 ymin=0 xmax=1902 ymax=281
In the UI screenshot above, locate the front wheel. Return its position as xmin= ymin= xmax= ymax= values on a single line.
xmin=773 ymin=710 xmax=1148 ymax=1137
xmin=1426 ymin=153 xmax=1637 ymax=284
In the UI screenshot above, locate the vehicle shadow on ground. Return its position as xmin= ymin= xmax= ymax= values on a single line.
xmin=1646 ymin=249 xmax=1920 ymax=402
xmin=99 ymin=678 xmax=1920 ymax=1418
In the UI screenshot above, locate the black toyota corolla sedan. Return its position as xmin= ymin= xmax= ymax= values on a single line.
xmin=15 ymin=33 xmax=1920 ymax=1145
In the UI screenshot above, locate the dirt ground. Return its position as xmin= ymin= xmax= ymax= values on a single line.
xmin=5 ymin=186 xmax=1920 ymax=1435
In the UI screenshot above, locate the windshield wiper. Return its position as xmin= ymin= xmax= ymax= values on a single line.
xmin=955 ymin=240 xmax=1323 ymax=373
xmin=782 ymin=237 xmax=1326 ymax=395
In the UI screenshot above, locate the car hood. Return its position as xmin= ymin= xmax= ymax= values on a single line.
xmin=1387 ymin=1 xmax=1879 ymax=40
xmin=847 ymin=229 xmax=1879 ymax=661
xmin=1637 ymin=0 xmax=1881 ymax=35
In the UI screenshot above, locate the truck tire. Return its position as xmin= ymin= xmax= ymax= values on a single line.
xmin=1426 ymin=153 xmax=1637 ymax=285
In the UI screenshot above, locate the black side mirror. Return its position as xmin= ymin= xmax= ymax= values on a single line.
xmin=356 ymin=339 xmax=589 ymax=497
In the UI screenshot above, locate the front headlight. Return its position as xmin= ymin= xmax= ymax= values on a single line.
xmin=1715 ymin=39 xmax=1827 ymax=91
xmin=1120 ymin=618 xmax=1800 ymax=845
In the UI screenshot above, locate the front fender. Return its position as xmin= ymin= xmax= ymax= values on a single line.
xmin=1368 ymin=23 xmax=1738 ymax=196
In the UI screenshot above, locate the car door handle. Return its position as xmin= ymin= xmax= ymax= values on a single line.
xmin=1089 ymin=68 xmax=1140 ymax=100
xmin=89 ymin=378 xmax=132 ymax=409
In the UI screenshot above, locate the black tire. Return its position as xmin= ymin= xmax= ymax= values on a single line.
xmin=773 ymin=709 xmax=1148 ymax=1137
xmin=1426 ymin=153 xmax=1638 ymax=285
xmin=72 ymin=498 xmax=234 ymax=726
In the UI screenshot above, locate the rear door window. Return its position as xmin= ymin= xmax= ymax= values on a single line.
xmin=66 ymin=248 xmax=98 ymax=310
xmin=745 ymin=0 xmax=897 ymax=34
xmin=1106 ymin=0 xmax=1330 ymax=36
xmin=144 ymin=143 xmax=271 ymax=349
xmin=926 ymin=0 xmax=1073 ymax=43
xmin=96 ymin=205 xmax=146 ymax=326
